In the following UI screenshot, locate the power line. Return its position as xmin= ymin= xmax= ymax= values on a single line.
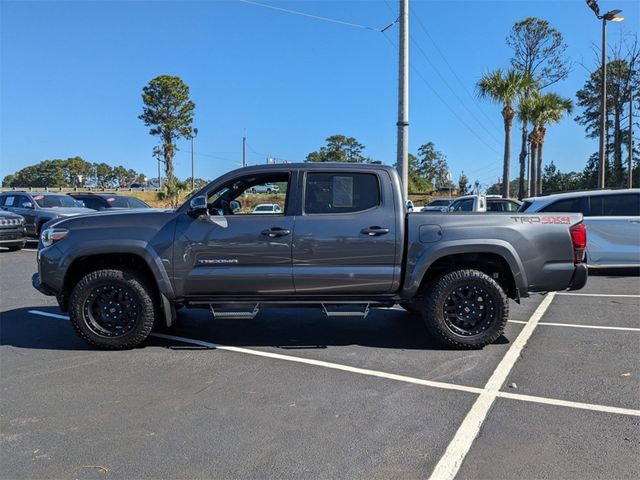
xmin=238 ymin=0 xmax=393 ymax=32
xmin=409 ymin=5 xmax=503 ymax=131
xmin=382 ymin=31 xmax=502 ymax=157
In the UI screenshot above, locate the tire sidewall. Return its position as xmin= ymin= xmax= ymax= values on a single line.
xmin=69 ymin=269 xmax=157 ymax=349
xmin=423 ymin=269 xmax=508 ymax=349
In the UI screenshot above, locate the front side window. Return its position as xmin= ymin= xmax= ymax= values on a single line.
xmin=206 ymin=172 xmax=290 ymax=215
xmin=589 ymin=193 xmax=640 ymax=216
xmin=2 ymin=196 xmax=15 ymax=207
xmin=304 ymin=172 xmax=380 ymax=214
xmin=450 ymin=198 xmax=474 ymax=212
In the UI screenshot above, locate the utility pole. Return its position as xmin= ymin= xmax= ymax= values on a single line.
xmin=396 ymin=0 xmax=409 ymax=201
xmin=191 ymin=127 xmax=198 ymax=190
xmin=242 ymin=136 xmax=247 ymax=168
xmin=629 ymin=92 xmax=634 ymax=188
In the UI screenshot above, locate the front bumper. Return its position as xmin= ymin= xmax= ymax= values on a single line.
xmin=568 ymin=264 xmax=588 ymax=291
xmin=32 ymin=272 xmax=56 ymax=296
xmin=0 ymin=227 xmax=27 ymax=245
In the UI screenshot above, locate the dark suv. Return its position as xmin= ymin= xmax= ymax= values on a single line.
xmin=0 ymin=192 xmax=94 ymax=237
xmin=0 ymin=210 xmax=27 ymax=251
xmin=69 ymin=193 xmax=150 ymax=211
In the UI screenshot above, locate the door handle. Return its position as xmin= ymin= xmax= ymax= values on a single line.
xmin=360 ymin=226 xmax=390 ymax=236
xmin=261 ymin=227 xmax=291 ymax=237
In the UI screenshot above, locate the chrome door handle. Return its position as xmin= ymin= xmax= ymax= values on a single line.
xmin=360 ymin=226 xmax=390 ymax=236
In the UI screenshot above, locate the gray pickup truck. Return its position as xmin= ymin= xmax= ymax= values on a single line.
xmin=33 ymin=163 xmax=588 ymax=350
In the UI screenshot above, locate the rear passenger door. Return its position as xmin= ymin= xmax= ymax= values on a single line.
xmin=586 ymin=193 xmax=640 ymax=266
xmin=292 ymin=170 xmax=400 ymax=294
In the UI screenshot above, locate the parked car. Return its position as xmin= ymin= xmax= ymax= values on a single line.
xmin=250 ymin=183 xmax=279 ymax=194
xmin=519 ymin=189 xmax=640 ymax=268
xmin=252 ymin=203 xmax=282 ymax=214
xmin=448 ymin=195 xmax=521 ymax=213
xmin=33 ymin=163 xmax=587 ymax=351
xmin=421 ymin=198 xmax=454 ymax=212
xmin=0 ymin=192 xmax=94 ymax=237
xmin=0 ymin=210 xmax=27 ymax=251
xmin=69 ymin=193 xmax=150 ymax=211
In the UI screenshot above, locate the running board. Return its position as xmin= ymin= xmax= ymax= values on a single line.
xmin=321 ymin=303 xmax=370 ymax=319
xmin=210 ymin=304 xmax=259 ymax=320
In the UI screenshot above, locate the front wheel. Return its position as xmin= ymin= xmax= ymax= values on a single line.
xmin=422 ymin=269 xmax=508 ymax=349
xmin=69 ymin=269 xmax=158 ymax=349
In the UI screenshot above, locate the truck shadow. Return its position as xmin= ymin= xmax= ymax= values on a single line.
xmin=0 ymin=306 xmax=510 ymax=351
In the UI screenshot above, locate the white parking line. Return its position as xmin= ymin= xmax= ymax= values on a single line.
xmin=508 ymin=319 xmax=640 ymax=332
xmin=428 ymin=292 xmax=556 ymax=480
xmin=557 ymin=292 xmax=640 ymax=298
xmin=27 ymin=307 xmax=640 ymax=420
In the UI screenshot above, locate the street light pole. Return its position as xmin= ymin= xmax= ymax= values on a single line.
xmin=598 ymin=16 xmax=608 ymax=189
xmin=587 ymin=1 xmax=624 ymax=189
xmin=191 ymin=127 xmax=198 ymax=191
xmin=396 ymin=0 xmax=409 ymax=201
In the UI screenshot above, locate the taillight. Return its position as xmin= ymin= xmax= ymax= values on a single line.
xmin=570 ymin=223 xmax=587 ymax=264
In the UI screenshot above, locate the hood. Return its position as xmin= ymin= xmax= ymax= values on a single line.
xmin=0 ymin=210 xmax=24 ymax=220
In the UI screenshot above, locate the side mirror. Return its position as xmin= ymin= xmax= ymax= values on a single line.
xmin=188 ymin=196 xmax=208 ymax=217
xmin=22 ymin=202 xmax=34 ymax=209
xmin=230 ymin=200 xmax=241 ymax=213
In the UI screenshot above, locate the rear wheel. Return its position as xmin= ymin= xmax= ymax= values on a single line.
xmin=69 ymin=269 xmax=158 ymax=349
xmin=421 ymin=269 xmax=508 ymax=349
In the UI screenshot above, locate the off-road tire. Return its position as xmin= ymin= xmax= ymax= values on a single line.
xmin=422 ymin=269 xmax=508 ymax=349
xmin=69 ymin=269 xmax=158 ymax=349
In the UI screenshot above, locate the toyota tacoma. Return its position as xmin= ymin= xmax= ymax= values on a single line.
xmin=33 ymin=163 xmax=588 ymax=349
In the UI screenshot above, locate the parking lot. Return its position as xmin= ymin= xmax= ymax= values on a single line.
xmin=1 ymin=245 xmax=638 ymax=479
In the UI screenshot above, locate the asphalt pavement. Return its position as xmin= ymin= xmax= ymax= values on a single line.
xmin=1 ymin=245 xmax=638 ymax=479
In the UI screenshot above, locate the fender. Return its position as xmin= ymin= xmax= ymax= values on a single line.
xmin=402 ymin=239 xmax=528 ymax=298
xmin=58 ymin=239 xmax=176 ymax=299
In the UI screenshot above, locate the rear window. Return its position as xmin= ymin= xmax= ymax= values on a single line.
xmin=589 ymin=193 xmax=640 ymax=216
xmin=304 ymin=172 xmax=380 ymax=214
xmin=540 ymin=197 xmax=588 ymax=215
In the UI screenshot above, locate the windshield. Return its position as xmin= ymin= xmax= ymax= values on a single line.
xmin=33 ymin=194 xmax=81 ymax=208
xmin=104 ymin=196 xmax=149 ymax=208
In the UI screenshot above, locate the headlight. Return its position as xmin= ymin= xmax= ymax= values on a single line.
xmin=41 ymin=228 xmax=69 ymax=247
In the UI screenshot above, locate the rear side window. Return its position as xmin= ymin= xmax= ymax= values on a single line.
xmin=589 ymin=193 xmax=640 ymax=216
xmin=540 ymin=197 xmax=588 ymax=214
xmin=2 ymin=196 xmax=15 ymax=207
xmin=304 ymin=173 xmax=380 ymax=214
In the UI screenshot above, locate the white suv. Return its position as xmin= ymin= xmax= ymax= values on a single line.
xmin=519 ymin=189 xmax=640 ymax=268
xmin=250 ymin=183 xmax=279 ymax=194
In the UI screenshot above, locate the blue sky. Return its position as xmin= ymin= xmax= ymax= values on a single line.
xmin=1 ymin=0 xmax=638 ymax=188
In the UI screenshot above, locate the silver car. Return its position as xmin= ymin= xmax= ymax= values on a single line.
xmin=520 ymin=189 xmax=640 ymax=268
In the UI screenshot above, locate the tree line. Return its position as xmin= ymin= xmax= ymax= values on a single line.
xmin=480 ymin=16 xmax=638 ymax=198
xmin=2 ymin=157 xmax=147 ymax=189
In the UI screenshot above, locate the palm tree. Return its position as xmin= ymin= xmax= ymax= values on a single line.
xmin=477 ymin=69 xmax=535 ymax=198
xmin=530 ymin=93 xmax=573 ymax=195
xmin=517 ymin=92 xmax=539 ymax=197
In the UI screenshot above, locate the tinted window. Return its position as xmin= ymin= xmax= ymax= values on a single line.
xmin=304 ymin=173 xmax=380 ymax=214
xmin=78 ymin=197 xmax=104 ymax=210
xmin=33 ymin=194 xmax=79 ymax=208
xmin=127 ymin=197 xmax=149 ymax=208
xmin=450 ymin=198 xmax=474 ymax=212
xmin=540 ymin=197 xmax=588 ymax=214
xmin=2 ymin=195 xmax=16 ymax=207
xmin=518 ymin=200 xmax=532 ymax=212
xmin=488 ymin=200 xmax=520 ymax=212
xmin=429 ymin=199 xmax=451 ymax=206
xmin=589 ymin=193 xmax=640 ymax=216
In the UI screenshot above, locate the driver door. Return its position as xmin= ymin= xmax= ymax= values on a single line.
xmin=173 ymin=170 xmax=296 ymax=297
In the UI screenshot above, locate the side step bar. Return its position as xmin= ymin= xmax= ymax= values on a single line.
xmin=321 ymin=303 xmax=370 ymax=319
xmin=210 ymin=304 xmax=259 ymax=320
